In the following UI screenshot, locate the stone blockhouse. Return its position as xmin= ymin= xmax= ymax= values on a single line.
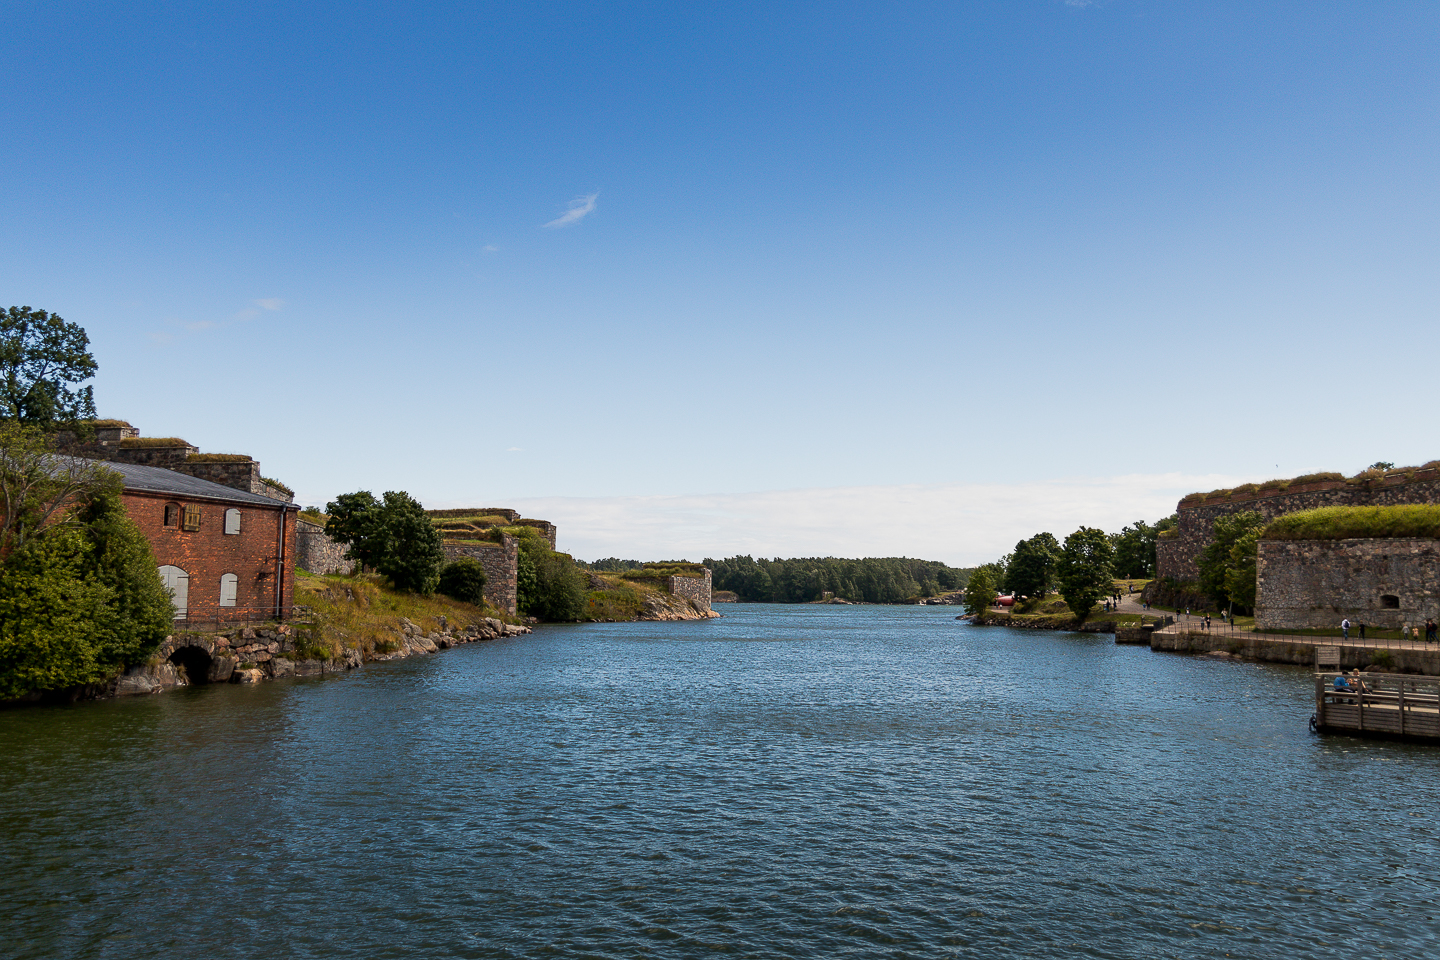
xmin=104 ymin=461 xmax=299 ymax=623
xmin=665 ymin=568 xmax=712 ymax=614
xmin=60 ymin=421 xmax=294 ymax=502
xmin=442 ymin=537 xmax=520 ymax=616
xmin=1158 ymin=468 xmax=1440 ymax=582
xmin=295 ymin=518 xmax=355 ymax=576
xmin=1256 ymin=538 xmax=1440 ymax=631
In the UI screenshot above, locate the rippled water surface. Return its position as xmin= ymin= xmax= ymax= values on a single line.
xmin=4 ymin=605 xmax=1440 ymax=959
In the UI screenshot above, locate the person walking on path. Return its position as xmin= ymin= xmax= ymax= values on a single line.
xmin=1359 ymin=621 xmax=1366 ymax=641
xmin=1342 ymin=618 xmax=1350 ymax=641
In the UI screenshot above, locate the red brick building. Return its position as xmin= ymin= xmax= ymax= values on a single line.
xmin=105 ymin=461 xmax=299 ymax=623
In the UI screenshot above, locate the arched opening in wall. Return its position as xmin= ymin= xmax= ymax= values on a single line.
xmin=169 ymin=646 xmax=214 ymax=685
xmin=1381 ymin=594 xmax=1400 ymax=609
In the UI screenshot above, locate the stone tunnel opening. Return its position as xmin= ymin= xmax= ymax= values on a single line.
xmin=1381 ymin=594 xmax=1400 ymax=609
xmin=169 ymin=646 xmax=214 ymax=685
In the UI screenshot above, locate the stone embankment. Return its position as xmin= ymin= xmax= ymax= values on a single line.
xmin=111 ymin=616 xmax=532 ymax=697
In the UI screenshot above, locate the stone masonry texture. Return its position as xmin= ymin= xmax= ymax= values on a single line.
xmin=666 ymin=568 xmax=712 ymax=613
xmin=1158 ymin=469 xmax=1440 ymax=582
xmin=443 ymin=537 xmax=519 ymax=616
xmin=295 ymin=519 xmax=355 ymax=576
xmin=1256 ymin=538 xmax=1440 ymax=631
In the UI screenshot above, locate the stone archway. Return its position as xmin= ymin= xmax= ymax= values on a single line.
xmin=168 ymin=645 xmax=214 ymax=685
xmin=158 ymin=635 xmax=236 ymax=685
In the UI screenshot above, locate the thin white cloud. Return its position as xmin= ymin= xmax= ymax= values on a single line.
xmin=483 ymin=245 xmax=499 ymax=253
xmin=255 ymin=298 xmax=284 ymax=311
xmin=185 ymin=320 xmax=219 ymax=331
xmin=148 ymin=297 xmax=284 ymax=345
xmin=543 ymin=193 xmax=598 ymax=228
xmin=470 ymin=472 xmax=1252 ymax=565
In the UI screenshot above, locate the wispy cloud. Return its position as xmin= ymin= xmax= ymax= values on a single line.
xmin=543 ymin=193 xmax=598 ymax=228
xmin=482 ymin=244 xmax=499 ymax=253
xmin=466 ymin=472 xmax=1251 ymax=565
xmin=148 ymin=297 xmax=284 ymax=345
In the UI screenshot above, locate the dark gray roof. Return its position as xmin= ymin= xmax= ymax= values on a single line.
xmin=97 ymin=460 xmax=297 ymax=509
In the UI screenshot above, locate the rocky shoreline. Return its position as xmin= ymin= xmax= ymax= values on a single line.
xmin=110 ymin=615 xmax=533 ymax=698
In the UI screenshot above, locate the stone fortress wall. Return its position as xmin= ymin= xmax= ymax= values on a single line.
xmin=442 ymin=538 xmax=520 ymax=616
xmin=1256 ymin=537 xmax=1440 ymax=631
xmin=1158 ymin=467 xmax=1440 ymax=582
xmin=59 ymin=421 xmax=294 ymax=502
xmin=295 ymin=519 xmax=356 ymax=576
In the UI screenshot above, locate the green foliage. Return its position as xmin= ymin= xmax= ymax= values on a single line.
xmin=1004 ymin=532 xmax=1058 ymax=598
xmin=1109 ymin=520 xmax=1162 ymax=579
xmin=1262 ymin=505 xmax=1440 ymax=541
xmin=260 ymin=476 xmax=293 ymax=496
xmin=185 ymin=453 xmax=252 ymax=462
xmin=324 ymin=490 xmax=444 ymax=594
xmin=515 ymin=535 xmax=587 ymax=621
xmin=1197 ymin=511 xmax=1264 ymax=609
xmin=0 ymin=422 xmax=114 ymax=558
xmin=437 ymin=557 xmax=487 ymax=605
xmin=0 ymin=481 xmax=171 ymax=699
xmin=1223 ymin=528 xmax=1261 ymax=612
xmin=0 ymin=306 xmax=98 ymax=427
xmin=706 ymin=555 xmax=971 ymax=604
xmin=963 ymin=567 xmax=995 ymax=616
xmin=1056 ymin=527 xmax=1115 ymax=623
xmin=116 ymin=437 xmax=190 ymax=447
xmin=579 ymin=557 xmax=646 ymax=572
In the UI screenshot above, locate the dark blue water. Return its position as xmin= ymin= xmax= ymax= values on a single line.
xmin=3 ymin=605 xmax=1439 ymax=959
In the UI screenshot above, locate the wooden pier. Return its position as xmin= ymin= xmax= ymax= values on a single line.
xmin=1314 ymin=644 xmax=1440 ymax=742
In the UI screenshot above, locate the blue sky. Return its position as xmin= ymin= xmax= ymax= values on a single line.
xmin=4 ymin=2 xmax=1437 ymax=564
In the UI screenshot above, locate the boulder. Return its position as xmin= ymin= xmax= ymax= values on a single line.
xmin=269 ymin=657 xmax=295 ymax=678
xmin=233 ymin=668 xmax=264 ymax=684
xmin=208 ymin=656 xmax=238 ymax=683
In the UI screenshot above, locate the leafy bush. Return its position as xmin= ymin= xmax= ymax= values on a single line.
xmin=438 ymin=558 xmax=487 ymax=605
xmin=324 ymin=490 xmax=444 ymax=594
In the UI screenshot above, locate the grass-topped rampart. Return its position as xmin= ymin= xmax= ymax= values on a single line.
xmin=1262 ymin=505 xmax=1440 ymax=541
xmin=617 ymin=561 xmax=708 ymax=582
xmin=117 ymin=436 xmax=192 ymax=448
xmin=186 ymin=453 xmax=253 ymax=462
xmin=1179 ymin=463 xmax=1440 ymax=507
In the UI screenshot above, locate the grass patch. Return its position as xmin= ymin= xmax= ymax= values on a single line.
xmin=293 ymin=570 xmax=511 ymax=657
xmin=260 ymin=476 xmax=293 ymax=496
xmin=82 ymin=418 xmax=133 ymax=429
xmin=186 ymin=453 xmax=253 ymax=463
xmin=618 ymin=561 xmax=707 ymax=582
xmin=1263 ymin=505 xmax=1440 ymax=541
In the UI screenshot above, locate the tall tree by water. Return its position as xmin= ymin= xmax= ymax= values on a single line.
xmin=0 ymin=307 xmax=97 ymax=427
xmin=1056 ymin=527 xmax=1115 ymax=623
xmin=1004 ymin=532 xmax=1059 ymax=598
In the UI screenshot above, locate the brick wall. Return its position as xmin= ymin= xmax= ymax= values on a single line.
xmin=124 ymin=490 xmax=297 ymax=623
xmin=443 ymin=536 xmax=519 ymax=616
xmin=666 ymin=568 xmax=712 ymax=613
xmin=1159 ymin=469 xmax=1440 ymax=582
xmin=1256 ymin=538 xmax=1440 ymax=631
xmin=295 ymin=519 xmax=355 ymax=575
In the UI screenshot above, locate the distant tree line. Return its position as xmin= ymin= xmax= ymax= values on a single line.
xmin=703 ymin=555 xmax=973 ymax=604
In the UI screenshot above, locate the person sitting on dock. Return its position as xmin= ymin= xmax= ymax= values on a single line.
xmin=1348 ymin=669 xmax=1370 ymax=693
xmin=1334 ymin=673 xmax=1355 ymax=695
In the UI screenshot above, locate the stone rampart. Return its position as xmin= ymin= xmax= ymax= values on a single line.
xmin=1159 ymin=470 xmax=1440 ymax=582
xmin=1256 ymin=538 xmax=1440 ymax=631
xmin=666 ymin=568 xmax=712 ymax=614
xmin=515 ymin=519 xmax=557 ymax=549
xmin=295 ymin=519 xmax=355 ymax=576
xmin=443 ymin=536 xmax=519 ymax=616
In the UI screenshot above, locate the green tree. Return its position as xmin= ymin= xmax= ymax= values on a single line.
xmin=1 ymin=306 xmax=98 ymax=427
xmin=1004 ymin=532 xmax=1059 ymax=598
xmin=1223 ymin=528 xmax=1261 ymax=613
xmin=0 ymin=463 xmax=171 ymax=699
xmin=514 ymin=530 xmax=586 ymax=620
xmin=0 ymin=422 xmax=110 ymax=558
xmin=323 ymin=489 xmax=443 ymax=594
xmin=1197 ymin=511 xmax=1264 ymax=608
xmin=1109 ymin=521 xmax=1158 ymax=579
xmin=964 ymin=567 xmax=996 ymax=616
xmin=438 ymin=557 xmax=488 ymax=605
xmin=1056 ymin=526 xmax=1114 ymax=623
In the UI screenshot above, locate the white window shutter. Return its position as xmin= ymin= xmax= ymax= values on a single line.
xmin=158 ymin=565 xmax=189 ymax=617
xmin=219 ymin=573 xmax=238 ymax=607
xmin=225 ymin=509 xmax=241 ymax=535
